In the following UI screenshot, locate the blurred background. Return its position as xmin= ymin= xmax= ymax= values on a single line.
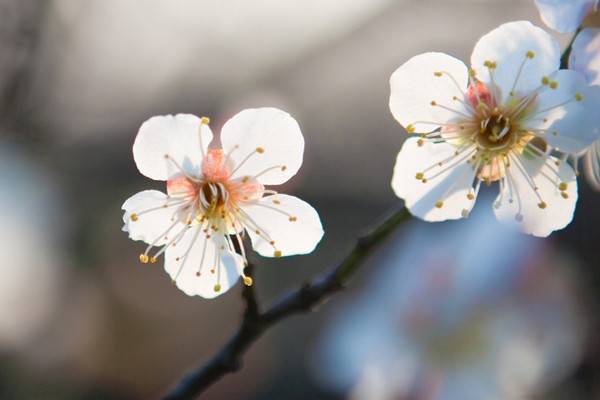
xmin=1 ymin=0 xmax=598 ymax=399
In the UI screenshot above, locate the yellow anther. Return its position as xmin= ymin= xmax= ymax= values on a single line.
xmin=269 ymin=240 xmax=275 ymax=245
xmin=289 ymin=216 xmax=297 ymax=222
xmin=484 ymin=60 xmax=496 ymax=69
xmin=242 ymin=176 xmax=249 ymax=183
xmin=172 ymin=280 xmax=177 ymax=285
xmin=201 ymin=117 xmax=210 ymax=124
xmin=406 ymin=124 xmax=415 ymax=133
xmin=273 ymin=199 xmax=281 ymax=204
xmin=214 ymin=284 xmax=221 ymax=292
xmin=243 ymin=277 xmax=253 ymax=286
xmin=469 ymin=69 xmax=477 ymax=77
xmin=434 ymin=71 xmax=442 ymax=77
xmin=150 ymin=257 xmax=156 ymax=263
xmin=542 ymin=76 xmax=550 ymax=85
xmin=139 ymin=254 xmax=149 ymax=263
xmin=549 ymin=81 xmax=558 ymax=89
xmin=575 ymin=93 xmax=583 ymax=101
xmin=538 ymin=201 xmax=547 ymax=209
xmin=417 ymin=139 xmax=424 ymax=147
xmin=526 ymin=50 xmax=535 ymax=59
xmin=415 ymin=172 xmax=424 ymax=180
xmin=559 ymin=182 xmax=568 ymax=191
xmin=561 ymin=192 xmax=569 ymax=199
xmin=509 ymin=91 xmax=515 ymax=96
xmin=430 ymin=101 xmax=437 ymax=106
xmin=130 ymin=213 xmax=138 ymax=222
xmin=281 ymin=166 xmax=287 ymax=171
xmin=435 ymin=201 xmax=444 ymax=208
xmin=461 ymin=209 xmax=469 ymax=218
xmin=274 ymin=250 xmax=282 ymax=258
xmin=256 ymin=147 xmax=265 ymax=153
xmin=467 ymin=193 xmax=475 ymax=200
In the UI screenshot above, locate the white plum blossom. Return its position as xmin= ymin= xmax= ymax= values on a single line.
xmin=389 ymin=21 xmax=600 ymax=237
xmin=570 ymin=27 xmax=600 ymax=190
xmin=122 ymin=108 xmax=324 ymax=298
xmin=534 ymin=0 xmax=598 ymax=33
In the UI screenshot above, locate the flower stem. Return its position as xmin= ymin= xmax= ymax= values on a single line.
xmin=163 ymin=204 xmax=412 ymax=400
xmin=560 ymin=27 xmax=582 ymax=69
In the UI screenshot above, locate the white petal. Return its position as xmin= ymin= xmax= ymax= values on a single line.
xmin=391 ymin=138 xmax=476 ymax=222
xmin=389 ymin=52 xmax=469 ymax=133
xmin=164 ymin=232 xmax=242 ymax=298
xmin=569 ymin=27 xmax=600 ymax=85
xmin=220 ymin=108 xmax=304 ymax=186
xmin=242 ymin=194 xmax=324 ymax=258
xmin=583 ymin=138 xmax=600 ymax=190
xmin=133 ymin=114 xmax=213 ymax=181
xmin=471 ymin=21 xmax=560 ymax=103
xmin=532 ymin=70 xmax=600 ymax=153
xmin=534 ymin=0 xmax=595 ymax=33
xmin=494 ymin=154 xmax=577 ymax=237
xmin=122 ymin=190 xmax=184 ymax=245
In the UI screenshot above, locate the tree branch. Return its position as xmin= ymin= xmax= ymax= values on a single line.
xmin=163 ymin=205 xmax=411 ymax=400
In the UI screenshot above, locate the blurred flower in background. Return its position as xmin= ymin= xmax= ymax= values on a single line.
xmin=0 ymin=141 xmax=67 ymax=352
xmin=312 ymin=197 xmax=586 ymax=400
xmin=569 ymin=27 xmax=600 ymax=190
xmin=533 ymin=0 xmax=598 ymax=33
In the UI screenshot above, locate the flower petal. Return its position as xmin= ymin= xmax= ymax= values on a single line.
xmin=570 ymin=27 xmax=600 ymax=85
xmin=389 ymin=52 xmax=469 ymax=133
xmin=583 ymin=138 xmax=600 ymax=190
xmin=220 ymin=108 xmax=304 ymax=186
xmin=164 ymin=232 xmax=242 ymax=298
xmin=122 ymin=190 xmax=184 ymax=245
xmin=532 ymin=69 xmax=600 ymax=153
xmin=471 ymin=21 xmax=560 ymax=103
xmin=534 ymin=0 xmax=596 ymax=33
xmin=133 ymin=114 xmax=213 ymax=181
xmin=391 ymin=138 xmax=476 ymax=222
xmin=242 ymin=194 xmax=324 ymax=258
xmin=494 ymin=154 xmax=577 ymax=237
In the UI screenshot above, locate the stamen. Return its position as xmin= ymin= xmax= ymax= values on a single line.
xmin=199 ymin=117 xmax=210 ymax=159
xmin=164 ymin=154 xmax=202 ymax=182
xmin=227 ymin=148 xmax=262 ymax=177
xmin=510 ymin=52 xmax=534 ymax=96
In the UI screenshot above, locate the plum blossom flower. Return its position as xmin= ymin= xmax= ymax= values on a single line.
xmin=570 ymin=27 xmax=600 ymax=190
xmin=122 ymin=108 xmax=324 ymax=298
xmin=389 ymin=21 xmax=600 ymax=237
xmin=534 ymin=0 xmax=598 ymax=33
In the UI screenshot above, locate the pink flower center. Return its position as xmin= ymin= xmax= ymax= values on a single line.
xmin=166 ymin=149 xmax=264 ymax=219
